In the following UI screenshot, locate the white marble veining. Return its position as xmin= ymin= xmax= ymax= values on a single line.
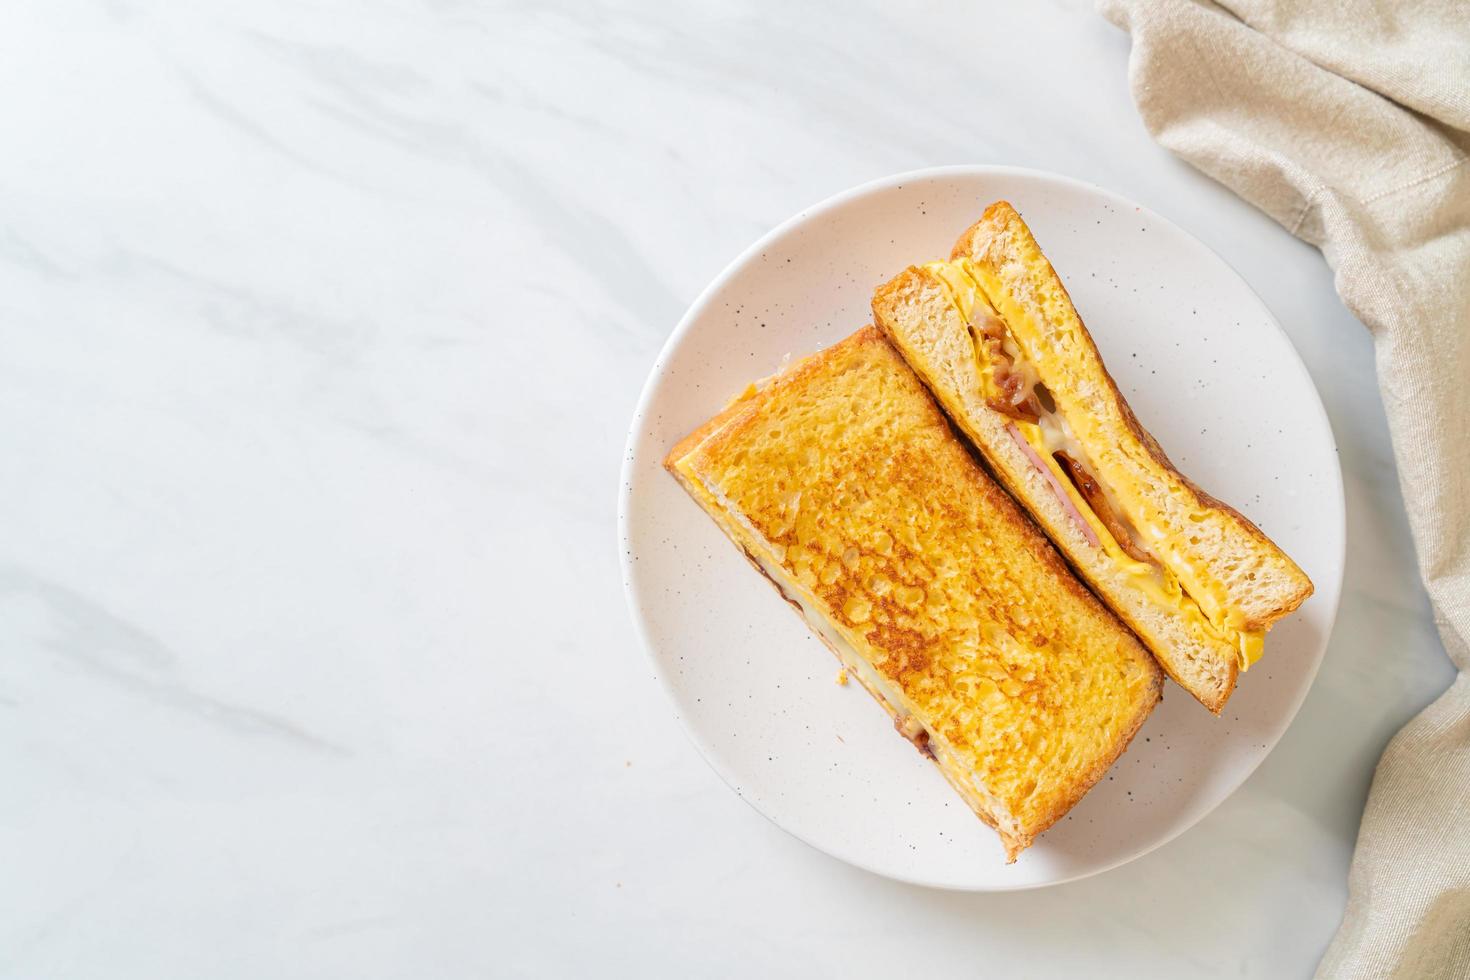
xmin=0 ymin=1 xmax=1453 ymax=977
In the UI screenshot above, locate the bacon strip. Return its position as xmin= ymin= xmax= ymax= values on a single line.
xmin=969 ymin=314 xmax=1039 ymax=423
xmin=1005 ymin=424 xmax=1100 ymax=548
xmin=1052 ymin=451 xmax=1153 ymax=563
xmin=893 ymin=713 xmax=934 ymax=759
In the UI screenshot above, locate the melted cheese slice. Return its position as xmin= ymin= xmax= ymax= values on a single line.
xmin=924 ymin=260 xmax=1264 ymax=670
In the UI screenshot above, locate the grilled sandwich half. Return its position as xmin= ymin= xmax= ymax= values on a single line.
xmin=873 ymin=202 xmax=1313 ymax=713
xmin=665 ymin=327 xmax=1163 ymax=861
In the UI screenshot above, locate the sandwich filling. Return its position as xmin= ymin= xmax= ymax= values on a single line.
xmin=925 ymin=259 xmax=1265 ymax=670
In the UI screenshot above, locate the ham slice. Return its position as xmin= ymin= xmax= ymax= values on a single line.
xmin=1005 ymin=423 xmax=1100 ymax=548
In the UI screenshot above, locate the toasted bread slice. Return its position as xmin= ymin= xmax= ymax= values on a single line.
xmin=665 ymin=327 xmax=1162 ymax=860
xmin=873 ymin=202 xmax=1313 ymax=712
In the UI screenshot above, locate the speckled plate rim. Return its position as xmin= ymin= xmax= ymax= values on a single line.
xmin=617 ymin=165 xmax=1345 ymax=891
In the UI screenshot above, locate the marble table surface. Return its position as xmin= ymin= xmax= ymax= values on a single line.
xmin=0 ymin=1 xmax=1455 ymax=977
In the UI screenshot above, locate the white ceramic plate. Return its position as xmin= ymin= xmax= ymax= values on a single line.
xmin=619 ymin=166 xmax=1344 ymax=890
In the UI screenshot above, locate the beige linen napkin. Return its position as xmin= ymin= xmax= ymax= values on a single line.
xmin=1098 ymin=1 xmax=1470 ymax=976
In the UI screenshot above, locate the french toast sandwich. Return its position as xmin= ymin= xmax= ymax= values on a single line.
xmin=665 ymin=326 xmax=1163 ymax=859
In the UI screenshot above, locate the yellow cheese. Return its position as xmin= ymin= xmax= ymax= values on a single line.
xmin=926 ymin=259 xmax=1265 ymax=671
xmin=925 ymin=261 xmax=1007 ymax=407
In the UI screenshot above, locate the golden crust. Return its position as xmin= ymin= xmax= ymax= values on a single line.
xmin=665 ymin=327 xmax=1162 ymax=860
